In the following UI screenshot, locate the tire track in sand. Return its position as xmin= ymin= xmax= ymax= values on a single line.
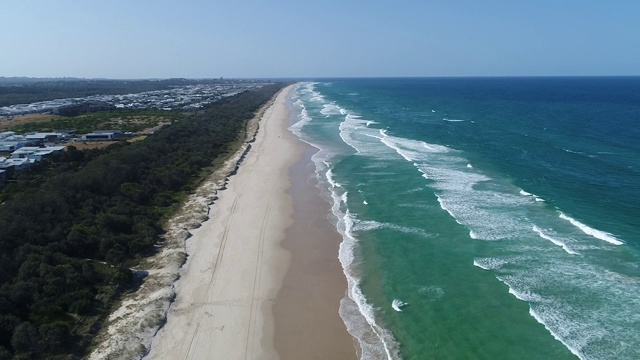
xmin=184 ymin=194 xmax=241 ymax=360
xmin=244 ymin=198 xmax=271 ymax=359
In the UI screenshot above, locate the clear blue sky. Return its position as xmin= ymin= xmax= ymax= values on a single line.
xmin=2 ymin=0 xmax=639 ymax=78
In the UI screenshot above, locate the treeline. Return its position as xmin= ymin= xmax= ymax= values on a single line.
xmin=0 ymin=83 xmax=285 ymax=359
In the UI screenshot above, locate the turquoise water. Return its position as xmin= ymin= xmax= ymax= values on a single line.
xmin=287 ymin=78 xmax=640 ymax=360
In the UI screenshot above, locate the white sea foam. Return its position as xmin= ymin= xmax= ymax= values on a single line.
xmin=352 ymin=219 xmax=431 ymax=238
xmin=483 ymin=249 xmax=640 ymax=360
xmin=341 ymin=192 xmax=348 ymax=205
xmin=321 ymin=103 xmax=344 ymax=116
xmin=365 ymin=172 xmax=397 ymax=176
xmin=507 ymin=287 xmax=543 ymax=302
xmin=339 ymin=114 xmax=392 ymax=157
xmin=310 ymin=94 xmax=325 ymax=102
xmin=519 ymin=189 xmax=546 ymax=202
xmin=433 ymin=178 xmax=529 ymax=241
xmin=391 ymin=299 xmax=407 ymax=312
xmin=559 ymin=213 xmax=624 ymax=245
xmin=314 ymin=161 xmax=400 ymax=360
xmin=417 ymin=152 xmax=530 ymax=240
xmin=300 ymin=82 xmax=326 ymax=103
xmin=381 ymin=136 xmax=448 ymax=158
xmin=336 ymin=208 xmax=400 ymax=360
xmin=352 ymin=220 xmax=385 ymax=232
xmin=563 ymin=148 xmax=584 ymax=155
xmin=382 ymin=137 xmax=533 ymax=242
xmin=528 ymin=308 xmax=585 ymax=360
xmin=315 ymin=157 xmax=402 ymax=360
xmin=404 ymin=187 xmax=425 ymax=194
xmin=339 ymin=115 xmax=364 ymax=153
xmin=473 ymin=257 xmax=510 ymax=270
xmin=435 ymin=196 xmax=463 ymax=225
xmin=418 ymin=286 xmax=445 ymax=300
xmin=533 ymin=226 xmax=579 ymax=255
xmin=466 ymin=163 xmax=473 ymax=168
xmin=289 ymin=104 xmax=312 ymax=138
xmin=325 ymin=168 xmax=341 ymax=188
xmin=503 ymin=269 xmax=599 ymax=360
xmin=379 ymin=132 xmax=449 ymax=166
xmin=443 ymin=118 xmax=466 ymax=122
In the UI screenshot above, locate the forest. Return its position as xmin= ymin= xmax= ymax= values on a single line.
xmin=0 ymin=83 xmax=285 ymax=359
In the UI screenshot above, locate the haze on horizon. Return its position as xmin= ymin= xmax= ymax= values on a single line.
xmin=2 ymin=0 xmax=639 ymax=79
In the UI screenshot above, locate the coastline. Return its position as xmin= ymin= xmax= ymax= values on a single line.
xmin=273 ymin=137 xmax=357 ymax=359
xmin=143 ymin=85 xmax=355 ymax=359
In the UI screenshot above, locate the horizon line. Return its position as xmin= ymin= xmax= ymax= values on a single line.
xmin=2 ymin=75 xmax=640 ymax=81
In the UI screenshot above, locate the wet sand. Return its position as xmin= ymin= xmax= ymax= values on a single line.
xmin=273 ymin=142 xmax=357 ymax=359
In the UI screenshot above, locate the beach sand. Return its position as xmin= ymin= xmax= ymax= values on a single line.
xmin=145 ymin=85 xmax=355 ymax=360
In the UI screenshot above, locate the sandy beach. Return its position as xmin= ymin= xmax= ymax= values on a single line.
xmin=145 ymin=85 xmax=355 ymax=360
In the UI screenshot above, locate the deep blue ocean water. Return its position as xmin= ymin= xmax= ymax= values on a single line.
xmin=287 ymin=78 xmax=640 ymax=360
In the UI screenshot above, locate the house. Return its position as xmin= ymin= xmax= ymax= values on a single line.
xmin=0 ymin=134 xmax=34 ymax=151
xmin=56 ymin=130 xmax=76 ymax=138
xmin=11 ymin=146 xmax=64 ymax=161
xmin=0 ymin=159 xmax=14 ymax=178
xmin=0 ymin=141 xmax=20 ymax=152
xmin=0 ymin=131 xmax=16 ymax=140
xmin=81 ymin=130 xmax=126 ymax=141
xmin=25 ymin=132 xmax=62 ymax=144
xmin=0 ymin=157 xmax=30 ymax=171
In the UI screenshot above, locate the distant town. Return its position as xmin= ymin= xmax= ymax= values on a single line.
xmin=0 ymin=80 xmax=270 ymax=119
xmin=0 ymin=129 xmax=132 ymax=182
xmin=0 ymin=79 xmax=273 ymax=183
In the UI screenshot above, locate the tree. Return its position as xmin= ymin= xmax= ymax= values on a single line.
xmin=11 ymin=322 xmax=39 ymax=353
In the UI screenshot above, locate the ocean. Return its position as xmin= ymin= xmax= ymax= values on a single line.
xmin=286 ymin=78 xmax=640 ymax=360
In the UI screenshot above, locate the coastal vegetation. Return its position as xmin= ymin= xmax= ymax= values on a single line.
xmin=0 ymin=83 xmax=285 ymax=359
xmin=5 ymin=109 xmax=184 ymax=135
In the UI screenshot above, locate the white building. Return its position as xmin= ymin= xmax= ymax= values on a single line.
xmin=11 ymin=146 xmax=64 ymax=161
xmin=0 ymin=141 xmax=21 ymax=152
xmin=0 ymin=157 xmax=32 ymax=171
xmin=81 ymin=130 xmax=125 ymax=141
xmin=25 ymin=132 xmax=62 ymax=143
xmin=0 ymin=131 xmax=16 ymax=140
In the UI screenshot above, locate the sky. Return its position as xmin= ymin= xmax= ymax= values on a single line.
xmin=2 ymin=0 xmax=640 ymax=78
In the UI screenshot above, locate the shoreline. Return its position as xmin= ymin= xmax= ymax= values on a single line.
xmin=273 ymin=134 xmax=357 ymax=359
xmin=143 ymin=85 xmax=356 ymax=359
